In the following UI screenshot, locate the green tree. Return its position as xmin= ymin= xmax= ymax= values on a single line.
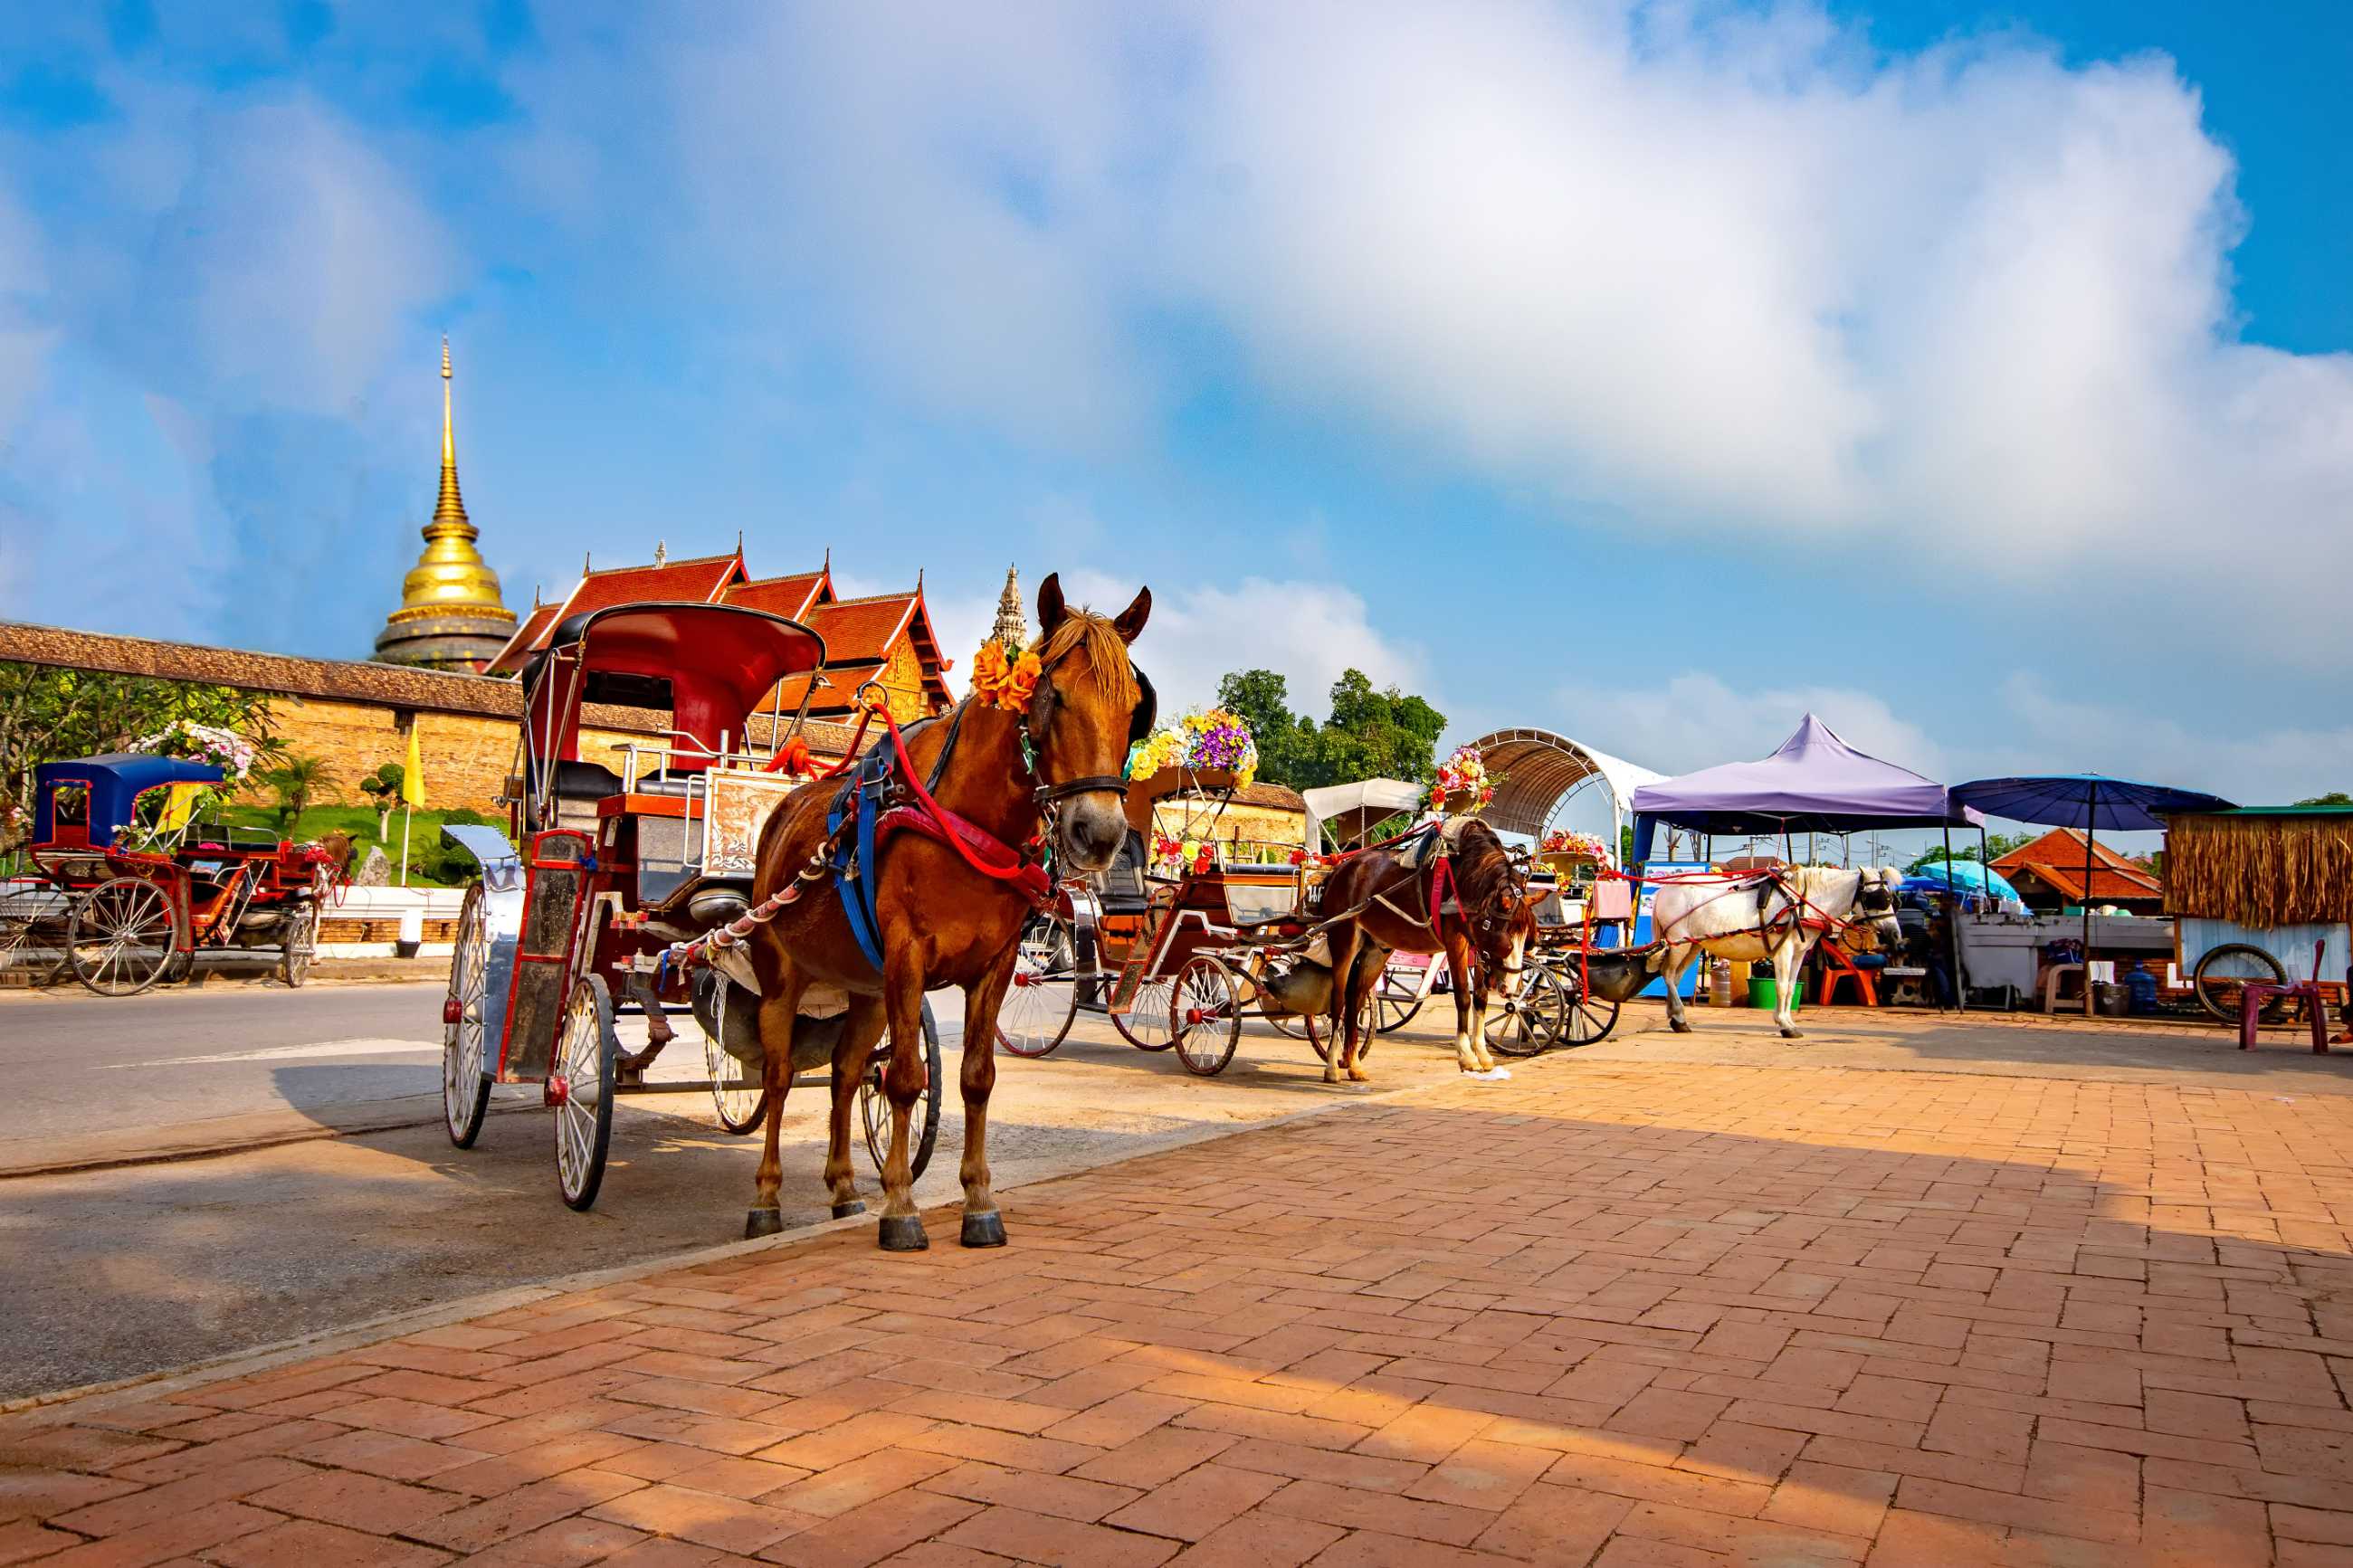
xmin=357 ymin=762 xmax=406 ymax=837
xmin=0 ymin=662 xmax=279 ymax=854
xmin=264 ymin=755 xmax=335 ymax=832
xmin=1308 ymin=669 xmax=1447 ymax=788
xmin=1215 ymin=670 xmax=1318 ymax=788
xmin=2294 ymin=792 xmax=2352 ymax=807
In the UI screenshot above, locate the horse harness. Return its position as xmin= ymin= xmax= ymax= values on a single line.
xmin=824 ymin=656 xmax=1156 ymax=971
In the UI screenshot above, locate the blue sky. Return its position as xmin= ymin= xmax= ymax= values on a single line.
xmin=1 ymin=1 xmax=2348 ymax=844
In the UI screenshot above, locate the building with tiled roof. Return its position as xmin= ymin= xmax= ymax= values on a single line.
xmin=1991 ymin=827 xmax=2165 ymax=912
xmin=491 ymin=547 xmax=956 ymax=724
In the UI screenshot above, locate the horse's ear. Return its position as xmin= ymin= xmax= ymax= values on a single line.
xmin=1036 ymin=573 xmax=1067 ymax=638
xmin=1112 ymin=586 xmax=1151 ymax=644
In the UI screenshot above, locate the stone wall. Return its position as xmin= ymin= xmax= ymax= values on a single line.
xmin=266 ymin=698 xmax=521 ymax=813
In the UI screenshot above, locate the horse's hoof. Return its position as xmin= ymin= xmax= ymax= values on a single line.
xmin=1669 ymin=1019 xmax=1693 ymax=1034
xmin=1347 ymin=1069 xmax=1370 ymax=1083
xmin=961 ymin=1211 xmax=1007 ymax=1249
xmin=831 ymin=1200 xmax=866 ymax=1220
xmin=744 ymin=1208 xmax=784 ymax=1240
xmin=878 ymin=1215 xmax=929 ymax=1251
xmin=1780 ymin=1029 xmax=1805 ymax=1041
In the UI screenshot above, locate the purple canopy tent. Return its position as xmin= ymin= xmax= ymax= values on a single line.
xmin=1630 ymin=715 xmax=1977 ymax=863
xmin=1631 ymin=715 xmax=1982 ymax=1008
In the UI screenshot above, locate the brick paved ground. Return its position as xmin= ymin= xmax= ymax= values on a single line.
xmin=7 ymin=1060 xmax=2353 ymax=1566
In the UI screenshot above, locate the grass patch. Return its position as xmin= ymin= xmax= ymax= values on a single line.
xmin=206 ymin=803 xmax=502 ymax=888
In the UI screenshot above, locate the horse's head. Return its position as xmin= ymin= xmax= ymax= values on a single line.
xmin=1024 ymin=572 xmax=1152 ymax=875
xmin=1454 ymin=820 xmax=1537 ymax=994
xmin=1847 ymin=865 xmax=1903 ymax=952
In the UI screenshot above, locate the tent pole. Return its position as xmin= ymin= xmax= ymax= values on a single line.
xmin=2082 ymin=784 xmax=2098 ymax=987
xmin=1943 ymin=821 xmax=1962 ymax=1013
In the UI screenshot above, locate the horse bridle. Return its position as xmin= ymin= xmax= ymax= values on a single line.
xmin=1021 ymin=652 xmax=1155 ymax=807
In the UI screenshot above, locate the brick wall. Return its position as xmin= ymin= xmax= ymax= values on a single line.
xmin=267 ymin=698 xmax=521 ymax=813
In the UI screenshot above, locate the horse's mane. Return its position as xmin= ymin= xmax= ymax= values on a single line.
xmin=1032 ymin=611 xmax=1138 ymax=708
xmin=1449 ymin=818 xmax=1519 ymax=917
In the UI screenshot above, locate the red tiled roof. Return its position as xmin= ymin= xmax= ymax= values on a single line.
xmin=486 ymin=603 xmax=565 ymax=676
xmin=808 ymin=594 xmax=919 ymax=663
xmin=723 ymin=571 xmax=830 ymax=622
xmin=484 ymin=551 xmax=746 ymax=673
xmin=1993 ymin=827 xmax=2162 ymax=900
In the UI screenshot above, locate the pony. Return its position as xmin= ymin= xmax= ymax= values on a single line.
xmin=1650 ymin=865 xmax=1902 ymax=1039
xmin=1315 ymin=816 xmax=1536 ymax=1083
xmin=742 ymin=574 xmax=1150 ymax=1249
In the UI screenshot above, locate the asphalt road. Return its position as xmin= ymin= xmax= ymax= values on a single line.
xmin=0 ymin=987 xmax=1493 ymax=1402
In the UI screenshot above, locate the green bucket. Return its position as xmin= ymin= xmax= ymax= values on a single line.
xmin=1748 ymin=976 xmax=1805 ymax=1012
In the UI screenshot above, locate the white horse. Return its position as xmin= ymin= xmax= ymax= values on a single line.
xmin=1650 ymin=865 xmax=1903 ymax=1039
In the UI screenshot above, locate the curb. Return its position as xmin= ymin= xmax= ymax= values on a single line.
xmin=1 ymin=1044 xmax=1597 ymax=1421
xmin=0 ymin=1095 xmax=540 ymax=1181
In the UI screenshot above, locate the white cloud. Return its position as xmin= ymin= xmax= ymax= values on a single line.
xmin=572 ymin=2 xmax=2353 ymax=667
xmin=1059 ymin=568 xmax=1427 ymax=717
xmin=1554 ymin=671 xmax=1951 ymax=781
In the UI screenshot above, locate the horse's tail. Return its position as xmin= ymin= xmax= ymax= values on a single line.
xmin=1643 ymin=946 xmax=1666 ymax=975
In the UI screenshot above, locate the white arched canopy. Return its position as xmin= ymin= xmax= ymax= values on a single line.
xmin=1469 ymin=727 xmax=1668 ymax=844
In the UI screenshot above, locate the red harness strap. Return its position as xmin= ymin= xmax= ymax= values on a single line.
xmin=873 ymin=707 xmax=1055 ymax=908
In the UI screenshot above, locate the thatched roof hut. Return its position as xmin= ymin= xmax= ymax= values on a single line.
xmin=2163 ymin=806 xmax=2353 ymax=927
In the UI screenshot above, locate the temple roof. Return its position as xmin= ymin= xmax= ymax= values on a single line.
xmin=723 ymin=570 xmax=832 ymax=622
xmin=1991 ymin=827 xmax=2165 ymax=900
xmin=484 ymin=549 xmax=747 ymax=674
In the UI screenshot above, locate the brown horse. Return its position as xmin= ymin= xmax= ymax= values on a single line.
xmin=1317 ymin=816 xmax=1535 ymax=1083
xmin=743 ymin=574 xmax=1150 ymax=1249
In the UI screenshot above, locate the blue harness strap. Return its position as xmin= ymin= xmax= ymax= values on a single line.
xmin=827 ymin=746 xmax=891 ymax=974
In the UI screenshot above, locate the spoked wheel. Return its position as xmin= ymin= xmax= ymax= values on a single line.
xmin=701 ymin=982 xmax=767 ymax=1136
xmin=0 ymin=885 xmax=68 ymax=987
xmin=1111 ymin=975 xmax=1178 ymax=1051
xmin=1555 ymin=964 xmax=1623 ymax=1047
xmin=999 ymin=915 xmax=1081 ymax=1059
xmin=2194 ymin=944 xmax=2290 ymax=1026
xmin=1486 ymin=964 xmax=1567 ymax=1057
xmin=1373 ymin=961 xmax=1425 ymax=1034
xmin=443 ymin=884 xmax=494 ymax=1147
xmin=554 ymin=974 xmax=616 ymax=1212
xmin=277 ymin=900 xmax=319 ymax=987
xmin=861 ymin=998 xmax=943 ymax=1183
xmin=67 ymin=877 xmax=181 ymax=996
xmin=1170 ymin=955 xmax=1243 ymax=1077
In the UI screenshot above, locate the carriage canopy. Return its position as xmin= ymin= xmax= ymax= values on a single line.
xmin=522 ymin=602 xmax=828 ymax=773
xmin=32 ymin=754 xmax=225 ymax=845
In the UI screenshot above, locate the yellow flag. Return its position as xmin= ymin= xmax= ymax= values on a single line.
xmin=402 ymin=723 xmax=427 ymax=808
xmin=158 ymin=781 xmax=205 ymax=833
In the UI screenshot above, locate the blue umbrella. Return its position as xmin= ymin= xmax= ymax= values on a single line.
xmin=1906 ymin=860 xmax=2022 ymax=903
xmin=1949 ymin=774 xmax=2234 ymax=958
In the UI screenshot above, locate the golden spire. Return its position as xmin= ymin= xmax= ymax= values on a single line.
xmin=373 ymin=336 xmax=515 ymax=671
xmin=989 ymin=564 xmax=1026 ymax=649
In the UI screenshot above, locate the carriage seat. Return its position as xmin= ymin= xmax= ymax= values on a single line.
xmin=529 ymin=759 xmax=625 ymax=803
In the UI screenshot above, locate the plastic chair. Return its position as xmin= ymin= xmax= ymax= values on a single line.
xmin=2240 ymin=940 xmax=2331 ymax=1055
xmin=1818 ymin=941 xmax=1878 ymax=1006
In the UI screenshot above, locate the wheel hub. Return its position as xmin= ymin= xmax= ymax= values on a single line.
xmin=545 ymin=1075 xmax=570 ymax=1107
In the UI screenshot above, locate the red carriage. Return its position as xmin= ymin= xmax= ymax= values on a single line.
xmin=437 ymin=601 xmax=943 ymax=1211
xmin=6 ymin=754 xmax=335 ymax=994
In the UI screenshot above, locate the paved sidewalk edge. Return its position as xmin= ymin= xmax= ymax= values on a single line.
xmin=2 ymin=1054 xmax=1573 ymax=1422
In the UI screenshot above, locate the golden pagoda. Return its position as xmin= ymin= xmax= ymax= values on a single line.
xmin=372 ymin=337 xmax=518 ymax=672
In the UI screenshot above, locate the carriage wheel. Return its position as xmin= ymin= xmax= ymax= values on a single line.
xmin=2194 ymin=944 xmax=2290 ymax=1026
xmin=277 ymin=900 xmax=319 ymax=988
xmin=860 ymin=998 xmax=943 ymax=1183
xmin=998 ymin=914 xmax=1080 ymax=1059
xmin=1373 ymin=965 xmax=1424 ymax=1034
xmin=0 ymin=889 xmax=67 ymax=987
xmin=1170 ymin=956 xmax=1243 ymax=1077
xmin=1111 ymin=976 xmax=1178 ymax=1051
xmin=1486 ymin=964 xmax=1567 ymax=1057
xmin=1555 ymin=965 xmax=1623 ymax=1046
xmin=554 ymin=974 xmax=616 ymax=1212
xmin=67 ymin=878 xmax=180 ymax=996
xmin=443 ymin=884 xmax=494 ymax=1148
xmin=700 ymin=979 xmax=768 ymax=1135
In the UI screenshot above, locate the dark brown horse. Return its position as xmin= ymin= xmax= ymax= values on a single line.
xmin=743 ymin=575 xmax=1150 ymax=1249
xmin=1317 ymin=816 xmax=1534 ymax=1083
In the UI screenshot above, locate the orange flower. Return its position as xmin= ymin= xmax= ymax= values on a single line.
xmin=971 ymin=640 xmax=1043 ymax=711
